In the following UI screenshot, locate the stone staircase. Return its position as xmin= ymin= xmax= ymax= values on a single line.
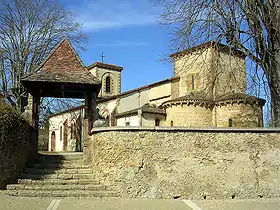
xmin=2 ymin=152 xmax=118 ymax=197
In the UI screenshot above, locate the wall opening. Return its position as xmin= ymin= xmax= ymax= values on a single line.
xmin=170 ymin=121 xmax=174 ymax=127
xmin=155 ymin=118 xmax=160 ymax=126
xmin=229 ymin=119 xmax=233 ymax=127
xmin=51 ymin=131 xmax=56 ymax=151
xmin=63 ymin=119 xmax=68 ymax=151
xmin=125 ymin=121 xmax=130 ymax=126
xmin=60 ymin=126 xmax=63 ymax=141
xmin=105 ymin=76 xmax=111 ymax=93
xmin=191 ymin=75 xmax=195 ymax=90
xmin=70 ymin=124 xmax=74 ymax=139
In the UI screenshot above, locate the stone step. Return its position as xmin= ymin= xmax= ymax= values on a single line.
xmin=7 ymin=184 xmax=105 ymax=191
xmin=18 ymin=173 xmax=93 ymax=180
xmin=4 ymin=190 xmax=118 ymax=197
xmin=28 ymin=163 xmax=91 ymax=169
xmin=24 ymin=168 xmax=93 ymax=174
xmin=35 ymin=159 xmax=84 ymax=164
xmin=37 ymin=153 xmax=83 ymax=160
xmin=17 ymin=179 xmax=99 ymax=185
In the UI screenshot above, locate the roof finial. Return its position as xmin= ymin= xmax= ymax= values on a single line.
xmin=100 ymin=52 xmax=105 ymax=63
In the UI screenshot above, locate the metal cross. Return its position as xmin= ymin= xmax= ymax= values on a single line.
xmin=100 ymin=52 xmax=105 ymax=63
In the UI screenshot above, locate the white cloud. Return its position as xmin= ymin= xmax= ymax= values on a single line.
xmin=68 ymin=0 xmax=160 ymax=31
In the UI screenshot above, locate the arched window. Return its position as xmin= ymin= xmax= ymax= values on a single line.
xmin=155 ymin=118 xmax=160 ymax=126
xmin=191 ymin=75 xmax=195 ymax=90
xmin=60 ymin=126 xmax=63 ymax=141
xmin=51 ymin=131 xmax=56 ymax=151
xmin=105 ymin=76 xmax=111 ymax=93
xmin=229 ymin=119 xmax=233 ymax=127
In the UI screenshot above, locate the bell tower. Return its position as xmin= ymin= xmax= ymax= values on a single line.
xmin=88 ymin=62 xmax=123 ymax=98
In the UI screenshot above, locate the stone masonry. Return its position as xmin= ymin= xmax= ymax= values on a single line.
xmin=2 ymin=152 xmax=118 ymax=197
xmin=0 ymin=101 xmax=37 ymax=189
xmin=86 ymin=127 xmax=280 ymax=199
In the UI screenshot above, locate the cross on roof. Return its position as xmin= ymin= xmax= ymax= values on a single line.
xmin=100 ymin=52 xmax=105 ymax=63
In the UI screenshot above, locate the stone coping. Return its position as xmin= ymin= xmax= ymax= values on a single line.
xmin=91 ymin=126 xmax=280 ymax=134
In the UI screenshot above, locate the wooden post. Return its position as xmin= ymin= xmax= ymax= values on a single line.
xmin=31 ymin=92 xmax=40 ymax=152
xmin=87 ymin=92 xmax=92 ymax=134
xmin=87 ymin=91 xmax=97 ymax=135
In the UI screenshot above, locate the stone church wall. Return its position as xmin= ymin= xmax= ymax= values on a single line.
xmin=142 ymin=113 xmax=166 ymax=126
xmin=116 ymin=89 xmax=150 ymax=114
xmin=174 ymin=49 xmax=213 ymax=97
xmin=173 ymin=46 xmax=246 ymax=98
xmin=165 ymin=104 xmax=212 ymax=127
xmin=215 ymin=103 xmax=263 ymax=127
xmin=0 ymin=101 xmax=37 ymax=189
xmin=97 ymin=67 xmax=121 ymax=97
xmin=86 ymin=127 xmax=280 ymax=199
xmin=213 ymin=51 xmax=246 ymax=96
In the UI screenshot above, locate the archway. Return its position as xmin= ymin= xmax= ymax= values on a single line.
xmin=51 ymin=131 xmax=56 ymax=151
xmin=21 ymin=38 xmax=101 ymax=153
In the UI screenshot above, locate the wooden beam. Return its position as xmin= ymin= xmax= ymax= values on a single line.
xmin=31 ymin=92 xmax=40 ymax=151
xmin=87 ymin=91 xmax=97 ymax=134
xmin=87 ymin=92 xmax=93 ymax=134
xmin=31 ymin=93 xmax=40 ymax=129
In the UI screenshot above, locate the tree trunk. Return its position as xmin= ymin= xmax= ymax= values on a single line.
xmin=268 ymin=51 xmax=280 ymax=127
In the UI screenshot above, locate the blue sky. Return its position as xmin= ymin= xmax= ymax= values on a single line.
xmin=59 ymin=0 xmax=173 ymax=92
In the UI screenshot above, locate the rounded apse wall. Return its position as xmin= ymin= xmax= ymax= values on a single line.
xmin=215 ymin=102 xmax=263 ymax=127
xmin=165 ymin=103 xmax=212 ymax=127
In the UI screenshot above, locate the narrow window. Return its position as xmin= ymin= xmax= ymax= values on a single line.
xmin=60 ymin=126 xmax=63 ymax=141
xmin=155 ymin=119 xmax=160 ymax=126
xmin=125 ymin=121 xmax=130 ymax=126
xmin=105 ymin=76 xmax=111 ymax=93
xmin=229 ymin=119 xmax=233 ymax=127
xmin=170 ymin=121 xmax=174 ymax=127
xmin=191 ymin=75 xmax=195 ymax=90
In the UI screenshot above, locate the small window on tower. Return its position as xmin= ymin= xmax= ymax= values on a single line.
xmin=191 ymin=75 xmax=195 ymax=90
xmin=105 ymin=76 xmax=111 ymax=93
xmin=229 ymin=119 xmax=233 ymax=127
xmin=155 ymin=118 xmax=160 ymax=126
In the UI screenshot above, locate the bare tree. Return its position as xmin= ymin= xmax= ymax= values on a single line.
xmin=0 ymin=0 xmax=87 ymax=112
xmin=155 ymin=0 xmax=280 ymax=126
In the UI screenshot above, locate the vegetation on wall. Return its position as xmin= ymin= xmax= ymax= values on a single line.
xmin=0 ymin=99 xmax=35 ymax=188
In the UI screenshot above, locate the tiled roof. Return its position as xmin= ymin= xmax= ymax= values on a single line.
xmin=161 ymin=91 xmax=214 ymax=108
xmin=115 ymin=104 xmax=166 ymax=118
xmin=21 ymin=69 xmax=100 ymax=85
xmin=162 ymin=92 xmax=266 ymax=108
xmin=87 ymin=62 xmax=123 ymax=72
xmin=21 ymin=38 xmax=100 ymax=85
xmin=215 ymin=93 xmax=266 ymax=106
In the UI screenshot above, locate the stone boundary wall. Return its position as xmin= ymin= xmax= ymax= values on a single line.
xmin=0 ymin=101 xmax=37 ymax=189
xmin=86 ymin=127 xmax=280 ymax=199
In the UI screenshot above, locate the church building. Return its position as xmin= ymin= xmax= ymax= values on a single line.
xmin=48 ymin=41 xmax=265 ymax=151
